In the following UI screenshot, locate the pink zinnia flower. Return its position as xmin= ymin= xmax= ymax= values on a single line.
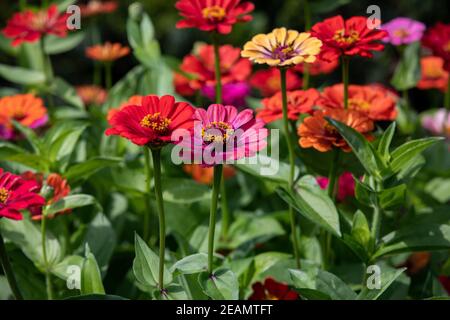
xmin=316 ymin=171 xmax=356 ymax=202
xmin=421 ymin=108 xmax=450 ymax=138
xmin=200 ymin=82 xmax=251 ymax=108
xmin=381 ymin=17 xmax=425 ymax=46
xmin=179 ymin=104 xmax=268 ymax=166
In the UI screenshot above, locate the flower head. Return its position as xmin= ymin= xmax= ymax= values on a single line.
xmin=401 ymin=252 xmax=431 ymax=276
xmin=86 ymin=42 xmax=130 ymax=62
xmin=250 ymin=68 xmax=302 ymax=97
xmin=417 ymin=56 xmax=449 ymax=92
xmin=298 ymin=108 xmax=374 ymax=152
xmin=183 ymin=164 xmax=236 ymax=185
xmin=105 ymin=95 xmax=195 ymax=148
xmin=293 ymin=55 xmax=339 ymax=75
xmin=311 ymin=15 xmax=387 ymax=61
xmin=174 ymin=73 xmax=196 ymax=97
xmin=316 ymin=171 xmax=355 ymax=202
xmin=201 ymin=82 xmax=250 ymax=107
xmin=76 ymin=85 xmax=108 ymax=106
xmin=257 ymin=88 xmax=320 ymax=124
xmin=21 ymin=172 xmax=71 ymax=220
xmin=317 ymin=83 xmax=398 ymax=121
xmin=381 ymin=17 xmax=425 ymax=46
xmin=422 ymin=22 xmax=450 ymax=72
xmin=175 ymin=0 xmax=254 ymax=34
xmin=0 ymin=94 xmax=48 ymax=140
xmin=79 ymin=0 xmax=118 ymax=17
xmin=242 ymin=28 xmax=322 ymax=67
xmin=249 ymin=278 xmax=298 ymax=300
xmin=2 ymin=4 xmax=68 ymax=46
xmin=0 ymin=168 xmax=45 ymax=220
xmin=421 ymin=109 xmax=450 ymax=138
xmin=179 ymin=104 xmax=268 ymax=166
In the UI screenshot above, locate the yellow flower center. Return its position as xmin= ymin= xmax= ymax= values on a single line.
xmin=31 ymin=11 xmax=48 ymax=31
xmin=349 ymin=98 xmax=371 ymax=111
xmin=273 ymin=45 xmax=296 ymax=62
xmin=201 ymin=121 xmax=234 ymax=143
xmin=426 ymin=65 xmax=445 ymax=79
xmin=333 ymin=29 xmax=360 ymax=45
xmin=202 ymin=6 xmax=226 ymax=21
xmin=393 ymin=28 xmax=410 ymax=38
xmin=140 ymin=113 xmax=171 ymax=133
xmin=0 ymin=187 xmax=9 ymax=204
xmin=324 ymin=123 xmax=338 ymax=135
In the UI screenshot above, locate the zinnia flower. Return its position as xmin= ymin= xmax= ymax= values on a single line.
xmin=107 ymin=95 xmax=143 ymax=121
xmin=76 ymin=85 xmax=108 ymax=106
xmin=0 ymin=168 xmax=45 ymax=220
xmin=179 ymin=44 xmax=251 ymax=91
xmin=317 ymin=84 xmax=398 ymax=121
xmin=293 ymin=55 xmax=339 ymax=76
xmin=421 ymin=108 xmax=450 ymax=138
xmin=86 ymin=42 xmax=130 ymax=62
xmin=183 ymin=164 xmax=236 ymax=185
xmin=381 ymin=17 xmax=425 ymax=46
xmin=105 ymin=95 xmax=195 ymax=147
xmin=439 ymin=276 xmax=450 ymax=294
xmin=311 ymin=15 xmax=387 ymax=61
xmin=316 ymin=171 xmax=356 ymax=202
xmin=0 ymin=94 xmax=48 ymax=140
xmin=175 ymin=0 xmax=254 ymax=34
xmin=248 ymin=278 xmax=298 ymax=300
xmin=417 ymin=56 xmax=449 ymax=92
xmin=201 ymin=82 xmax=250 ymax=107
xmin=242 ymin=28 xmax=322 ymax=67
xmin=257 ymin=88 xmax=320 ymax=123
xmin=399 ymin=252 xmax=431 ymax=276
xmin=2 ymin=4 xmax=68 ymax=46
xmin=21 ymin=172 xmax=71 ymax=220
xmin=250 ymin=68 xmax=302 ymax=97
xmin=174 ymin=73 xmax=196 ymax=97
xmin=422 ymin=22 xmax=450 ymax=72
xmin=79 ymin=0 xmax=118 ymax=17
xmin=298 ymin=108 xmax=374 ymax=152
xmin=178 ymin=104 xmax=268 ymax=166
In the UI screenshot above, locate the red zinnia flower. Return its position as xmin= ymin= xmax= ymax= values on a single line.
xmin=86 ymin=42 xmax=130 ymax=62
xmin=311 ymin=15 xmax=387 ymax=61
xmin=21 ymin=172 xmax=71 ymax=220
xmin=105 ymin=95 xmax=195 ymax=147
xmin=2 ymin=4 xmax=69 ymax=46
xmin=250 ymin=68 xmax=302 ymax=97
xmin=174 ymin=73 xmax=196 ymax=97
xmin=107 ymin=95 xmax=144 ymax=121
xmin=417 ymin=56 xmax=449 ymax=92
xmin=439 ymin=275 xmax=450 ymax=294
xmin=317 ymin=84 xmax=398 ymax=121
xmin=179 ymin=44 xmax=251 ymax=91
xmin=0 ymin=168 xmax=45 ymax=220
xmin=175 ymin=0 xmax=254 ymax=34
xmin=257 ymin=89 xmax=320 ymax=124
xmin=79 ymin=0 xmax=118 ymax=17
xmin=422 ymin=22 xmax=450 ymax=72
xmin=249 ymin=277 xmax=298 ymax=300
xmin=294 ymin=55 xmax=339 ymax=76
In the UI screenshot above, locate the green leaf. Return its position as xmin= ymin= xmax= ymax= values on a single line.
xmin=0 ymin=141 xmax=27 ymax=158
xmin=391 ymin=42 xmax=421 ymax=91
xmin=377 ymin=122 xmax=396 ymax=161
xmin=326 ymin=118 xmax=384 ymax=180
xmin=133 ymin=234 xmax=172 ymax=288
xmin=5 ymin=153 xmax=50 ymax=172
xmin=171 ymin=253 xmax=208 ymax=275
xmin=156 ymin=284 xmax=188 ymax=300
xmin=378 ymin=184 xmax=406 ymax=209
xmin=46 ymin=122 xmax=88 ymax=166
xmin=44 ymin=32 xmax=85 ymax=55
xmin=0 ymin=63 xmax=45 ymax=85
xmin=351 ymin=210 xmax=372 ymax=251
xmin=65 ymin=294 xmax=128 ymax=300
xmin=425 ymin=178 xmax=450 ymax=203
xmin=12 ymin=120 xmax=42 ymax=154
xmin=51 ymin=255 xmax=84 ymax=280
xmin=163 ymin=178 xmax=211 ymax=204
xmin=81 ymin=246 xmax=105 ymax=295
xmin=289 ymin=269 xmax=331 ymax=300
xmin=316 ymin=270 xmax=357 ymax=300
xmin=64 ymin=157 xmax=122 ymax=182
xmin=354 ymin=176 xmax=377 ymax=206
xmin=198 ymin=268 xmax=239 ymax=300
xmin=45 ymin=194 xmax=98 ymax=217
xmin=390 ymin=137 xmax=444 ymax=174
xmin=48 ymin=77 xmax=84 ymax=109
xmin=276 ymin=175 xmax=341 ymax=237
xmin=358 ymin=267 xmax=406 ymax=300
xmin=236 ymin=155 xmax=299 ymax=184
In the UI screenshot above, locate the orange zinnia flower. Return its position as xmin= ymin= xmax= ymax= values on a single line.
xmin=250 ymin=68 xmax=302 ymax=97
xmin=79 ymin=0 xmax=118 ymax=17
xmin=76 ymin=85 xmax=108 ymax=106
xmin=86 ymin=42 xmax=130 ymax=62
xmin=417 ymin=56 xmax=449 ymax=92
xmin=107 ymin=95 xmax=143 ymax=121
xmin=0 ymin=94 xmax=48 ymax=140
xmin=298 ymin=108 xmax=374 ymax=152
xmin=317 ymin=84 xmax=398 ymax=121
xmin=294 ymin=55 xmax=339 ymax=76
xmin=183 ymin=164 xmax=236 ymax=185
xmin=257 ymin=89 xmax=320 ymax=124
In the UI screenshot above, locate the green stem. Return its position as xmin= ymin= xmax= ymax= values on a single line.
xmin=41 ymin=215 xmax=54 ymax=300
xmin=19 ymin=0 xmax=27 ymax=10
xmin=371 ymin=181 xmax=382 ymax=241
xmin=93 ymin=62 xmax=102 ymax=87
xmin=302 ymin=65 xmax=310 ymax=90
xmin=208 ymin=165 xmax=223 ymax=274
xmin=220 ymin=177 xmax=231 ymax=240
xmin=212 ymin=33 xmax=222 ymax=104
xmin=40 ymin=38 xmax=55 ymax=108
xmin=327 ymin=150 xmax=340 ymax=200
xmin=303 ymin=0 xmax=311 ymax=30
xmin=280 ymin=67 xmax=301 ymax=269
xmin=105 ymin=62 xmax=113 ymax=90
xmin=143 ymin=148 xmax=153 ymax=244
xmin=151 ymin=148 xmax=166 ymax=291
xmin=445 ymin=80 xmax=450 ymax=110
xmin=0 ymin=232 xmax=23 ymax=300
xmin=402 ymin=89 xmax=409 ymax=108
xmin=342 ymin=57 xmax=349 ymax=109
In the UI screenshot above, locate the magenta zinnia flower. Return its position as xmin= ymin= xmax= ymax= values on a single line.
xmin=421 ymin=109 xmax=450 ymax=138
xmin=179 ymin=104 xmax=268 ymax=166
xmin=0 ymin=168 xmax=45 ymax=220
xmin=200 ymin=82 xmax=251 ymax=108
xmin=381 ymin=17 xmax=425 ymax=46
xmin=316 ymin=172 xmax=356 ymax=202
